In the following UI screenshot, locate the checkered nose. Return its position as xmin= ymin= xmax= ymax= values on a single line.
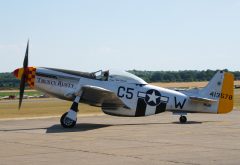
xmin=13 ymin=67 xmax=36 ymax=88
xmin=13 ymin=68 xmax=23 ymax=79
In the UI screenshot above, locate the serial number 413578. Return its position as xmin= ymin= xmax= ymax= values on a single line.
xmin=209 ymin=92 xmax=233 ymax=100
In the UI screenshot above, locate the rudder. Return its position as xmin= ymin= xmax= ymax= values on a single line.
xmin=217 ymin=72 xmax=234 ymax=114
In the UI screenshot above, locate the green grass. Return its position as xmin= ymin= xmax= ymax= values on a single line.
xmin=0 ymin=90 xmax=43 ymax=97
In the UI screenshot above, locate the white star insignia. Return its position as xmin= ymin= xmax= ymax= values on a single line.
xmin=147 ymin=91 xmax=160 ymax=104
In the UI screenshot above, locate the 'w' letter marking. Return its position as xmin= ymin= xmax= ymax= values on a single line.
xmin=174 ymin=97 xmax=186 ymax=109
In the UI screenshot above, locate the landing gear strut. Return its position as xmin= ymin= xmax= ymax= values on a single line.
xmin=60 ymin=95 xmax=81 ymax=128
xmin=179 ymin=115 xmax=187 ymax=123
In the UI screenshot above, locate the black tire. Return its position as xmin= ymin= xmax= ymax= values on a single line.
xmin=179 ymin=116 xmax=187 ymax=123
xmin=60 ymin=112 xmax=77 ymax=128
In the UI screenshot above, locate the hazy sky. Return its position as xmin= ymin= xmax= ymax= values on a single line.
xmin=0 ymin=0 xmax=240 ymax=72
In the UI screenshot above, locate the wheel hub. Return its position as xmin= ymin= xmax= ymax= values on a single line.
xmin=64 ymin=117 xmax=74 ymax=126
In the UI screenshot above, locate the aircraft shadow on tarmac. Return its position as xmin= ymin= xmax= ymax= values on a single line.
xmin=46 ymin=123 xmax=112 ymax=133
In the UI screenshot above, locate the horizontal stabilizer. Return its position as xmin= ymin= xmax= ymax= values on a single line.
xmin=189 ymin=96 xmax=217 ymax=103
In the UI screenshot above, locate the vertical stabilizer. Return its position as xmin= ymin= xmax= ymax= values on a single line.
xmin=200 ymin=71 xmax=234 ymax=114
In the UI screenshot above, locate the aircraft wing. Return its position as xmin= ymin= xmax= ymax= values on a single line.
xmin=81 ymin=85 xmax=126 ymax=108
xmin=189 ymin=96 xmax=217 ymax=103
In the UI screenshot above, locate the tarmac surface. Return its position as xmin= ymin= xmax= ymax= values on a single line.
xmin=0 ymin=111 xmax=240 ymax=165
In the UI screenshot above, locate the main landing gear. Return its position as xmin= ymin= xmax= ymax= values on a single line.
xmin=60 ymin=112 xmax=77 ymax=128
xmin=179 ymin=115 xmax=187 ymax=124
xmin=60 ymin=95 xmax=81 ymax=128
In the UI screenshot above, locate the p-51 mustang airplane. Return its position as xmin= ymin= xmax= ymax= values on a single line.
xmin=13 ymin=42 xmax=234 ymax=128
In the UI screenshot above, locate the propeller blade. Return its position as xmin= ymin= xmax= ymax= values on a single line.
xmin=18 ymin=40 xmax=29 ymax=110
xmin=23 ymin=40 xmax=29 ymax=68
xmin=18 ymin=73 xmax=26 ymax=109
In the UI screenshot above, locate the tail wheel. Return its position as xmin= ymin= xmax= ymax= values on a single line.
xmin=179 ymin=116 xmax=187 ymax=123
xmin=60 ymin=112 xmax=76 ymax=128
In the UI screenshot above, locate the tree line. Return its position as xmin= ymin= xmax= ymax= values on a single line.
xmin=129 ymin=69 xmax=240 ymax=82
xmin=0 ymin=72 xmax=19 ymax=89
xmin=0 ymin=70 xmax=240 ymax=89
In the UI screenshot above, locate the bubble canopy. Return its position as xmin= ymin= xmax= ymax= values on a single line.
xmin=108 ymin=70 xmax=147 ymax=84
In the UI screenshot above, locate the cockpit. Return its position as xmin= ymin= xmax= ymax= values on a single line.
xmin=92 ymin=70 xmax=109 ymax=81
xmin=91 ymin=70 xmax=147 ymax=85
